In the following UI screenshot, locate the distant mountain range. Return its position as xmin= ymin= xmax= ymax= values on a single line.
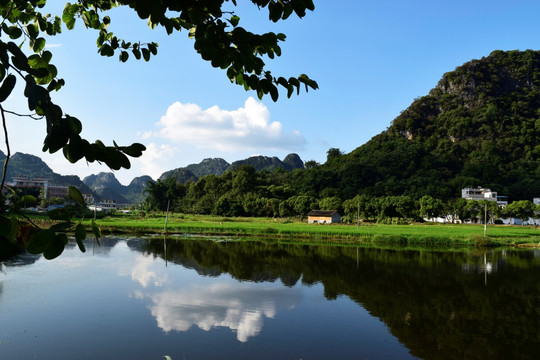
xmin=82 ymin=172 xmax=153 ymax=204
xmin=158 ymin=153 xmax=305 ymax=183
xmin=0 ymin=150 xmax=306 ymax=203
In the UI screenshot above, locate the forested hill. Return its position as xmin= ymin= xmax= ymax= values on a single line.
xmin=316 ymin=50 xmax=540 ymax=201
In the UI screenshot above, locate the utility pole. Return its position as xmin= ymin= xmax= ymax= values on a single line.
xmin=357 ymin=203 xmax=360 ymax=231
xmin=164 ymin=199 xmax=170 ymax=232
xmin=484 ymin=203 xmax=487 ymax=237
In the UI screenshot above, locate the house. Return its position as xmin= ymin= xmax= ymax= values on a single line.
xmin=462 ymin=187 xmax=508 ymax=207
xmin=8 ymin=176 xmax=70 ymax=200
xmin=99 ymin=199 xmax=117 ymax=210
xmin=83 ymin=193 xmax=95 ymax=205
xmin=307 ymin=210 xmax=341 ymax=224
xmin=462 ymin=187 xmax=498 ymax=201
xmin=48 ymin=185 xmax=68 ymax=199
xmin=10 ymin=176 xmax=50 ymax=193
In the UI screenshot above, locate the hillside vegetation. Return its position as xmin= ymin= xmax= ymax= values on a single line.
xmin=325 ymin=50 xmax=539 ymax=201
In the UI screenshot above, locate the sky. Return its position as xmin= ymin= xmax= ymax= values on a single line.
xmin=3 ymin=0 xmax=540 ymax=185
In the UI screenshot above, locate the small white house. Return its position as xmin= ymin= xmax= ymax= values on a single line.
xmin=307 ymin=210 xmax=341 ymax=224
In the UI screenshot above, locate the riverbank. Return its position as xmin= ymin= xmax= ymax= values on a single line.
xmin=82 ymin=213 xmax=540 ymax=248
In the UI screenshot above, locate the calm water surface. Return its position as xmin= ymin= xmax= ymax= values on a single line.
xmin=1 ymin=237 xmax=539 ymax=359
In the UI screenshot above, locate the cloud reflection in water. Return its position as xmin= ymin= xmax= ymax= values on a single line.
xmin=149 ymin=282 xmax=301 ymax=342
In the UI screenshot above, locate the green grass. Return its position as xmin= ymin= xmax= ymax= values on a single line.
xmin=82 ymin=212 xmax=540 ymax=248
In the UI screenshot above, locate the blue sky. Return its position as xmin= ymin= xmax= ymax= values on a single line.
xmin=3 ymin=0 xmax=540 ymax=185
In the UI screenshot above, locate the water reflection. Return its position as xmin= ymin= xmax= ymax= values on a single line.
xmin=140 ymin=238 xmax=540 ymax=359
xmin=147 ymin=282 xmax=300 ymax=342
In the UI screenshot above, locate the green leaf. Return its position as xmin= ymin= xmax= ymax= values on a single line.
xmin=68 ymin=185 xmax=85 ymax=206
xmin=75 ymin=224 xmax=86 ymax=252
xmin=6 ymin=217 xmax=18 ymax=244
xmin=230 ymin=15 xmax=240 ymax=27
xmin=67 ymin=116 xmax=82 ymax=134
xmin=48 ymin=207 xmax=71 ymax=221
xmin=121 ymin=143 xmax=146 ymax=157
xmin=18 ymin=195 xmax=37 ymax=206
xmin=120 ymin=51 xmax=129 ymax=62
xmin=148 ymin=42 xmax=158 ymax=55
xmin=43 ymin=234 xmax=66 ymax=260
xmin=0 ymin=216 xmax=11 ymax=237
xmin=26 ymin=23 xmax=39 ymax=38
xmin=0 ymin=74 xmax=16 ymax=102
xmin=91 ymin=219 xmax=101 ymax=246
xmin=99 ymin=44 xmax=114 ymax=57
xmin=7 ymin=26 xmax=22 ymax=39
xmin=32 ymin=37 xmax=46 ymax=53
xmin=63 ymin=135 xmax=85 ymax=163
xmin=27 ymin=228 xmax=55 ymax=255
xmin=49 ymin=222 xmax=73 ymax=232
xmin=269 ymin=84 xmax=278 ymax=102
xmin=142 ymin=48 xmax=150 ymax=61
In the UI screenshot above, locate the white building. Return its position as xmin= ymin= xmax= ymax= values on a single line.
xmin=83 ymin=193 xmax=95 ymax=205
xmin=10 ymin=176 xmax=50 ymax=194
xmin=462 ymin=187 xmax=498 ymax=201
xmin=99 ymin=199 xmax=117 ymax=210
xmin=462 ymin=187 xmax=507 ymax=207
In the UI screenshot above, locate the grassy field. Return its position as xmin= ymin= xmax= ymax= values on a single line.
xmin=82 ymin=212 xmax=540 ymax=248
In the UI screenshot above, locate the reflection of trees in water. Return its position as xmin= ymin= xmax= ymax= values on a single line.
xmin=142 ymin=239 xmax=540 ymax=360
xmin=1 ymin=252 xmax=40 ymax=268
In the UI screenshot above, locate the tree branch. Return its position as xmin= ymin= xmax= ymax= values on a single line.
xmin=0 ymin=105 xmax=10 ymax=193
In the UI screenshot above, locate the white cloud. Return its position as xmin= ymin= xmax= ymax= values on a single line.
xmin=155 ymin=97 xmax=306 ymax=152
xmin=134 ymin=142 xmax=176 ymax=180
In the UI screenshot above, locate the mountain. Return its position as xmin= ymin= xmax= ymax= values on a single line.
xmin=282 ymin=153 xmax=305 ymax=170
xmin=83 ymin=172 xmax=154 ymax=203
xmin=83 ymin=172 xmax=124 ymax=193
xmin=125 ymin=175 xmax=155 ymax=203
xmin=312 ymin=49 xmax=540 ymax=201
xmin=227 ymin=154 xmax=304 ymax=172
xmin=186 ymin=158 xmax=230 ymax=178
xmin=159 ymin=167 xmax=198 ymax=183
xmin=159 ymin=154 xmax=305 ymax=184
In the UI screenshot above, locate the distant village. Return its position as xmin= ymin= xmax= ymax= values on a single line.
xmin=4 ymin=175 xmax=540 ymax=225
xmin=5 ymin=176 xmax=129 ymax=212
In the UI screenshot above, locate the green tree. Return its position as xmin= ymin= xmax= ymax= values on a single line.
xmin=476 ymin=200 xmax=500 ymax=224
xmin=503 ymin=200 xmax=535 ymax=225
xmin=304 ymin=160 xmax=320 ymax=170
xmin=326 ymin=148 xmax=343 ymax=163
xmin=419 ymin=195 xmax=444 ymax=221
xmin=319 ymin=196 xmax=342 ymax=213
xmin=290 ymin=195 xmax=316 ymax=219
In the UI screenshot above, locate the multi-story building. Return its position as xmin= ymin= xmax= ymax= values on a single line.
xmin=48 ymin=185 xmax=68 ymax=199
xmin=461 ymin=187 xmax=498 ymax=201
xmin=7 ymin=176 xmax=73 ymax=201
xmin=461 ymin=187 xmax=507 ymax=207
xmin=99 ymin=199 xmax=117 ymax=210
xmin=10 ymin=176 xmax=50 ymax=194
xmin=83 ymin=193 xmax=95 ymax=205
